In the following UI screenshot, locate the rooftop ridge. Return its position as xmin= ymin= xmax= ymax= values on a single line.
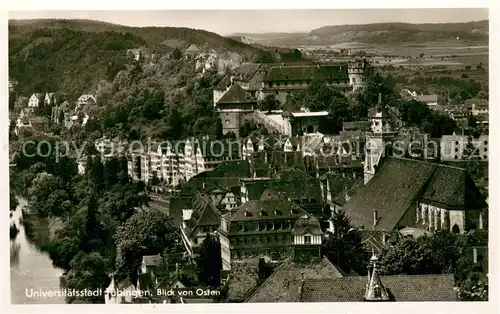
xmin=244 ymin=258 xmax=292 ymax=303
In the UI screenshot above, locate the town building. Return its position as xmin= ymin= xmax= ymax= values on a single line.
xmin=343 ymin=156 xmax=487 ymax=236
xmin=299 ymin=254 xmax=458 ymax=302
xmin=76 ymin=94 xmax=97 ymax=109
xmin=261 ymin=64 xmax=350 ymax=104
xmin=246 ymin=255 xmax=344 ymax=303
xmin=218 ymin=196 xmax=309 ymax=271
xmin=440 ymin=134 xmax=488 ymax=161
xmin=215 ymin=83 xmax=257 ymax=136
xmin=180 ymin=191 xmax=221 ymax=257
xmin=364 ymin=95 xmax=399 ymax=185
xmin=28 ymin=93 xmax=43 ymax=108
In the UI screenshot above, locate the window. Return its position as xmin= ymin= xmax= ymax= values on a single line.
xmin=239 ymin=223 xmax=245 ymax=232
xmin=374 ymin=285 xmax=382 ymax=298
xmin=304 ymin=236 xmax=312 ymax=244
xmin=375 ymin=121 xmax=379 ymax=126
xmin=194 ymin=238 xmax=198 ymax=244
xmin=225 ymin=119 xmax=230 ymax=124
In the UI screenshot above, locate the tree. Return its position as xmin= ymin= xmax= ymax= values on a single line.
xmin=171 ymin=47 xmax=182 ymax=60
xmin=114 ymin=210 xmax=180 ymax=277
xmin=10 ymin=191 xmax=19 ymax=213
xmin=64 ymin=251 xmax=109 ymax=303
xmin=259 ymin=94 xmax=280 ymax=113
xmin=323 ymin=210 xmax=367 ymax=274
xmin=467 ymin=115 xmax=478 ymax=129
xmin=27 ymin=172 xmax=62 ymax=217
xmin=196 ymin=234 xmax=222 ymax=286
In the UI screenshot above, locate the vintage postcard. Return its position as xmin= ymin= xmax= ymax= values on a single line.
xmin=5 ymin=4 xmax=495 ymax=313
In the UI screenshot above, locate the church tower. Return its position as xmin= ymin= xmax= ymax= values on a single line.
xmin=364 ymin=94 xmax=398 ymax=185
xmin=364 ymin=254 xmax=391 ymax=301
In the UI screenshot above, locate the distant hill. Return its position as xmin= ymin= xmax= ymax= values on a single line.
xmin=229 ymin=20 xmax=489 ymax=47
xmin=8 ymin=19 xmax=265 ymax=96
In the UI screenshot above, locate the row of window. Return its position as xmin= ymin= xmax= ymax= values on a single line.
xmin=231 ymin=248 xmax=291 ymax=259
xmin=238 ymin=220 xmax=293 ymax=232
xmin=230 ymin=234 xmax=292 ymax=245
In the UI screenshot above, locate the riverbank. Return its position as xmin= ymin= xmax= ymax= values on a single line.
xmin=10 ymin=197 xmax=66 ymax=304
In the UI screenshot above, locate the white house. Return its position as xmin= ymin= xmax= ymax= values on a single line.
xmin=76 ymin=94 xmax=97 ymax=109
xmin=28 ymin=93 xmax=43 ymax=108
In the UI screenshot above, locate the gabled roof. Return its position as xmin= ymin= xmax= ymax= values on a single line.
xmin=421 ymin=164 xmax=486 ymax=210
xmin=184 ymin=192 xmax=221 ymax=234
xmin=233 ymin=63 xmax=260 ymax=81
xmin=142 ymin=255 xmax=162 ymax=267
xmin=300 ymin=274 xmax=457 ymax=302
xmin=263 ymin=65 xmax=348 ymax=82
xmin=215 ymin=75 xmax=232 ymax=90
xmin=216 ymin=83 xmax=256 ymax=105
xmin=343 ymin=157 xmax=438 ymax=230
xmin=416 ymin=94 xmax=438 ymax=103
xmin=228 ymin=199 xmax=307 ymax=222
xmin=343 ymin=121 xmax=371 ymax=131
xmin=185 ymin=44 xmax=200 ymax=53
xmin=246 ymin=257 xmax=344 ymax=303
xmin=292 ymin=215 xmax=323 ymax=236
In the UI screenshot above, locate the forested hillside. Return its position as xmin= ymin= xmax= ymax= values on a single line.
xmin=8 ymin=19 xmax=265 ymax=97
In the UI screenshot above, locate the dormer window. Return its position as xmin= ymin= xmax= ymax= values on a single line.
xmin=374 ymin=285 xmax=382 ymax=298
xmin=259 ymin=210 xmax=268 ymax=216
xmin=274 ymin=210 xmax=282 ymax=216
xmin=245 ymin=211 xmax=253 ymax=217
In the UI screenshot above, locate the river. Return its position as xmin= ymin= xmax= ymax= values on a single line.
xmin=10 ymin=197 xmax=66 ymax=304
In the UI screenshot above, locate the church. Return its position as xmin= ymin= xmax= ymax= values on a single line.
xmin=341 ymin=95 xmax=487 ymax=239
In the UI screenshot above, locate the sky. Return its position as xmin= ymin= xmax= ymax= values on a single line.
xmin=8 ymin=9 xmax=489 ymax=35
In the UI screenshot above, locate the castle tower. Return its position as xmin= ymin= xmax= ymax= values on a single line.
xmin=348 ymin=59 xmax=373 ymax=92
xmin=364 ymin=254 xmax=391 ymax=301
xmin=364 ymin=93 xmax=398 ymax=185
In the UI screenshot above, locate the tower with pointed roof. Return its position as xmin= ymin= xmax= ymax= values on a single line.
xmin=364 ymin=93 xmax=398 ymax=185
xmin=215 ymin=82 xmax=257 ymax=137
xmin=104 ymin=274 xmax=118 ymax=304
xmin=364 ymin=253 xmax=391 ymax=301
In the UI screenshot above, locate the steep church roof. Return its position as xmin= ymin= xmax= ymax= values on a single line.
xmin=344 ymin=157 xmax=485 ymax=231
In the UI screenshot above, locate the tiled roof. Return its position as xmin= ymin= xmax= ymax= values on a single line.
xmin=300 ymin=274 xmax=457 ymax=302
xmin=185 ymin=44 xmax=200 ymax=53
xmin=228 ymin=199 xmax=307 ymax=222
xmin=217 ymin=83 xmax=256 ymax=104
xmin=324 ymin=172 xmax=364 ymax=206
xmin=343 ymin=157 xmax=438 ymax=230
xmin=421 ymin=164 xmax=486 ymax=210
xmin=243 ymin=166 xmax=320 ymax=201
xmin=292 ymin=215 xmax=323 ymax=236
xmin=184 ymin=192 xmax=221 ymax=235
xmin=246 ymin=257 xmax=344 ymax=303
xmin=416 ymin=94 xmax=438 ymax=103
xmin=215 ymin=75 xmax=232 ymax=91
xmin=226 ymin=259 xmax=260 ymax=302
xmin=142 ymin=255 xmax=162 ymax=267
xmin=343 ymin=121 xmax=371 ymax=131
xmin=263 ymin=65 xmax=349 ymax=82
xmin=233 ymin=63 xmax=260 ymax=81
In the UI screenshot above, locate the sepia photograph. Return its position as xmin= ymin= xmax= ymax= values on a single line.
xmin=6 ymin=5 xmax=491 ymax=308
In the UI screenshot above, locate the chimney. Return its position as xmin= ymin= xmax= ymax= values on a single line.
xmin=301 ymin=271 xmax=305 ymax=282
xmin=473 ymin=247 xmax=478 ymax=264
xmin=373 ymin=210 xmax=378 ymax=228
xmin=378 ymin=93 xmax=382 ymax=105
